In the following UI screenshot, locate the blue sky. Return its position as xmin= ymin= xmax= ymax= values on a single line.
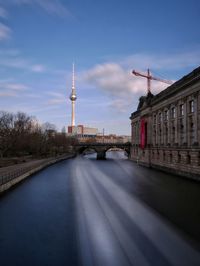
xmin=0 ymin=0 xmax=199 ymax=135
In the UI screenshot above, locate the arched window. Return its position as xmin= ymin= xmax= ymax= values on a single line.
xmin=178 ymin=152 xmax=181 ymax=163
xmin=169 ymin=153 xmax=173 ymax=163
xmin=187 ymin=153 xmax=191 ymax=164
xmin=189 ymin=100 xmax=194 ymax=113
xmin=171 ymin=107 xmax=176 ymax=119
xmin=163 ymin=151 xmax=165 ymax=161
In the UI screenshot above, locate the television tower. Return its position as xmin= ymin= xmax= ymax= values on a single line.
xmin=69 ymin=63 xmax=77 ymax=127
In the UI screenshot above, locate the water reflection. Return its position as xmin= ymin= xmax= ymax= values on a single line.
xmin=72 ymin=154 xmax=200 ymax=266
xmin=84 ymin=150 xmax=128 ymax=160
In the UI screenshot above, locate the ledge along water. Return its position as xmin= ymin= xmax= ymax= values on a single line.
xmin=0 ymin=151 xmax=200 ymax=266
xmin=0 ymin=154 xmax=74 ymax=194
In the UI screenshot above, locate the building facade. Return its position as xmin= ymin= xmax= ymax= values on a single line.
xmin=130 ymin=66 xmax=200 ymax=180
xmin=68 ymin=125 xmax=98 ymax=141
xmin=95 ymin=134 xmax=131 ymax=144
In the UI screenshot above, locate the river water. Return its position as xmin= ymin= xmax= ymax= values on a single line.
xmin=0 ymin=151 xmax=200 ymax=266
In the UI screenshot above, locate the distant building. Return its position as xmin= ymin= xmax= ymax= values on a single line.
xmin=130 ymin=66 xmax=200 ymax=180
xmin=95 ymin=134 xmax=131 ymax=143
xmin=68 ymin=125 xmax=98 ymax=139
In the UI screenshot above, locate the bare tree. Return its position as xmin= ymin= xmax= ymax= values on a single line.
xmin=0 ymin=110 xmax=76 ymax=159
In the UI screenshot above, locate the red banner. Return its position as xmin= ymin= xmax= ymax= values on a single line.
xmin=140 ymin=118 xmax=146 ymax=149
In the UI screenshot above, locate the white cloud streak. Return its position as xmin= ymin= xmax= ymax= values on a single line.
xmin=46 ymin=91 xmax=66 ymax=105
xmin=31 ymin=64 xmax=46 ymax=72
xmin=0 ymin=56 xmax=46 ymax=73
xmin=0 ymin=6 xmax=8 ymax=18
xmin=2 ymin=0 xmax=71 ymax=18
xmin=122 ymin=51 xmax=200 ymax=70
xmin=0 ymin=91 xmax=17 ymax=97
xmin=0 ymin=22 xmax=11 ymax=41
xmin=0 ymin=83 xmax=28 ymax=91
xmin=0 ymin=80 xmax=29 ymax=98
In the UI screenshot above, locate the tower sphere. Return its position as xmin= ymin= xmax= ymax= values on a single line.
xmin=70 ymin=93 xmax=77 ymax=101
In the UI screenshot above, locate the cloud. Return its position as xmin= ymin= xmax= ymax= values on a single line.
xmin=83 ymin=50 xmax=200 ymax=113
xmin=38 ymin=0 xmax=71 ymax=17
xmin=0 ymin=91 xmax=17 ymax=97
xmin=46 ymin=91 xmax=66 ymax=105
xmin=47 ymin=98 xmax=65 ymax=105
xmin=0 ymin=81 xmax=29 ymax=98
xmin=84 ymin=63 xmax=167 ymax=98
xmin=31 ymin=64 xmax=46 ymax=72
xmin=0 ymin=55 xmax=46 ymax=73
xmin=2 ymin=0 xmax=71 ymax=18
xmin=46 ymin=91 xmax=64 ymax=97
xmin=0 ymin=22 xmax=11 ymax=41
xmin=122 ymin=51 xmax=200 ymax=70
xmin=0 ymin=6 xmax=8 ymax=18
xmin=0 ymin=49 xmax=20 ymax=56
xmin=0 ymin=83 xmax=28 ymax=91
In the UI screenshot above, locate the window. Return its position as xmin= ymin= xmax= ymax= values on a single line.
xmin=154 ymin=129 xmax=156 ymax=145
xmin=180 ymin=124 xmax=184 ymax=144
xmin=186 ymin=153 xmax=191 ymax=164
xmin=169 ymin=153 xmax=173 ymax=163
xmin=189 ymin=100 xmax=194 ymax=113
xmin=159 ymin=129 xmax=162 ymax=144
xmin=171 ymin=107 xmax=175 ymax=119
xmin=165 ymin=126 xmax=168 ymax=144
xmin=178 ymin=153 xmax=181 ymax=163
xmin=164 ymin=110 xmax=169 ymax=121
xmin=190 ymin=122 xmax=194 ymax=143
xmin=172 ymin=126 xmax=175 ymax=143
xmin=153 ymin=114 xmax=156 ymax=124
xmin=163 ymin=152 xmax=165 ymax=161
xmin=158 ymin=113 xmax=162 ymax=123
xmin=180 ymin=104 xmax=184 ymax=116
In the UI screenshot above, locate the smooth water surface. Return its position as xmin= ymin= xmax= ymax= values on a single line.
xmin=0 ymin=151 xmax=200 ymax=266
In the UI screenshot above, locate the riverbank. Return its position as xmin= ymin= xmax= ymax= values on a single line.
xmin=0 ymin=154 xmax=75 ymax=194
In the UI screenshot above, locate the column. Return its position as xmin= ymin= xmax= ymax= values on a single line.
xmin=175 ymin=104 xmax=178 ymax=144
xmin=161 ymin=111 xmax=164 ymax=145
xmin=167 ymin=107 xmax=171 ymax=145
xmin=155 ymin=113 xmax=158 ymax=145
xmin=193 ymin=93 xmax=198 ymax=144
xmin=183 ymin=98 xmax=187 ymax=145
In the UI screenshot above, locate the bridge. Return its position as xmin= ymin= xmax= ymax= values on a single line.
xmin=75 ymin=142 xmax=131 ymax=159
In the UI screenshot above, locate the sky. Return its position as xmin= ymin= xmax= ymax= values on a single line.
xmin=0 ymin=0 xmax=199 ymax=135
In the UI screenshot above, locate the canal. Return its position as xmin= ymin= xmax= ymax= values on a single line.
xmin=0 ymin=151 xmax=200 ymax=266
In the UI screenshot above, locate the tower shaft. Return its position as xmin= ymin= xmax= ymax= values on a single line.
xmin=69 ymin=63 xmax=77 ymax=128
xmin=71 ymin=100 xmax=75 ymax=126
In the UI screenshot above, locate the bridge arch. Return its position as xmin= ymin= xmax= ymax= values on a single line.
xmin=76 ymin=142 xmax=131 ymax=160
xmin=105 ymin=147 xmax=130 ymax=158
xmin=78 ymin=146 xmax=98 ymax=155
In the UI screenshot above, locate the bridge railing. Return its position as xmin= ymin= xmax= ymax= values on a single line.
xmin=76 ymin=142 xmax=131 ymax=146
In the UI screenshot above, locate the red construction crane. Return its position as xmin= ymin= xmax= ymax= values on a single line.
xmin=132 ymin=68 xmax=173 ymax=94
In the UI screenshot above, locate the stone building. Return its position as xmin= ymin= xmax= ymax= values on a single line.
xmin=130 ymin=66 xmax=200 ymax=180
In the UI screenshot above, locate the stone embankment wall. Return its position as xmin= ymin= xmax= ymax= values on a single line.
xmin=0 ymin=154 xmax=74 ymax=194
